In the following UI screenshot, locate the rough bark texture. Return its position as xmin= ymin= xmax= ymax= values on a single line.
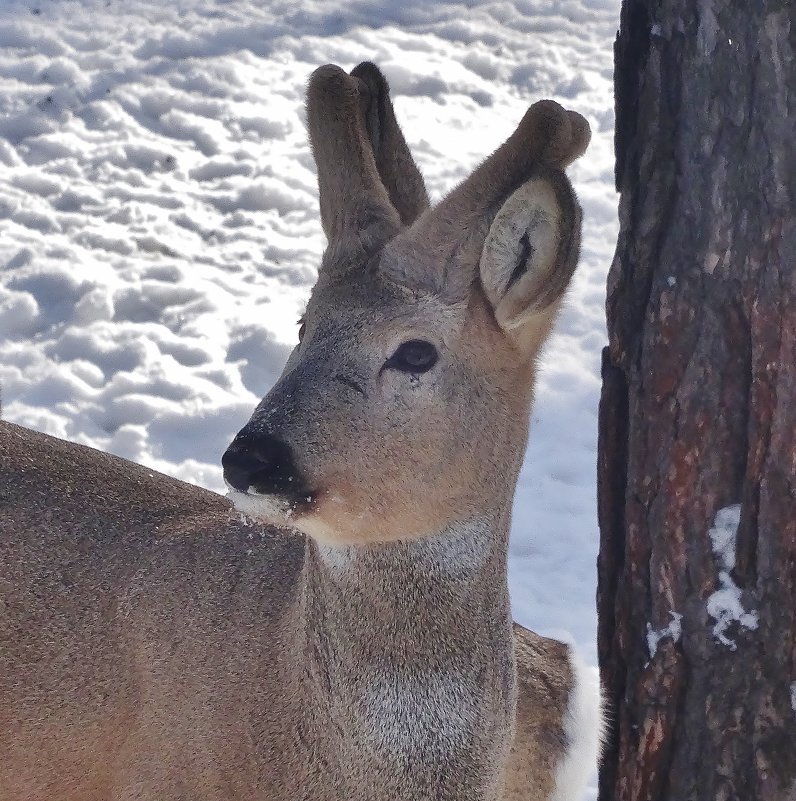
xmin=598 ymin=1 xmax=796 ymax=799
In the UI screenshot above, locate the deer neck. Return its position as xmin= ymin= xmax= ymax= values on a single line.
xmin=303 ymin=508 xmax=514 ymax=643
xmin=297 ymin=511 xmax=516 ymax=797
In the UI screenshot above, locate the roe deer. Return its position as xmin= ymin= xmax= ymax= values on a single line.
xmin=0 ymin=62 xmax=601 ymax=801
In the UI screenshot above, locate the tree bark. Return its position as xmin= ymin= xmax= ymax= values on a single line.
xmin=598 ymin=1 xmax=796 ymax=800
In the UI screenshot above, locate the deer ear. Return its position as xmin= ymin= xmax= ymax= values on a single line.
xmin=479 ymin=170 xmax=580 ymax=335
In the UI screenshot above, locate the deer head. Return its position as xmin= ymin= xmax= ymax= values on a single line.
xmin=223 ymin=62 xmax=590 ymax=546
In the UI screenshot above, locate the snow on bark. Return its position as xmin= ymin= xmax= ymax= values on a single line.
xmin=645 ymin=611 xmax=682 ymax=659
xmin=705 ymin=505 xmax=758 ymax=650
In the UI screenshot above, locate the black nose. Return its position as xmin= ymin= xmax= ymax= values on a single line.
xmin=222 ymin=433 xmax=304 ymax=495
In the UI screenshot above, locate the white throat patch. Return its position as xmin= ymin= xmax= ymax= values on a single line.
xmin=357 ymin=667 xmax=477 ymax=759
xmin=410 ymin=519 xmax=492 ymax=579
xmin=314 ymin=519 xmax=493 ymax=579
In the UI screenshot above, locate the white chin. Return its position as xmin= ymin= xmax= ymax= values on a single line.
xmin=226 ymin=490 xmax=296 ymax=527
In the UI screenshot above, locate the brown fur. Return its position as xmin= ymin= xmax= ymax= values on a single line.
xmin=0 ymin=62 xmax=591 ymax=800
xmin=1 ymin=423 xmax=571 ymax=801
xmin=504 ymin=627 xmax=573 ymax=800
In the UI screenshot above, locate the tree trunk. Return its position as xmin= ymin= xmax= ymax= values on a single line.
xmin=597 ymin=1 xmax=796 ymax=800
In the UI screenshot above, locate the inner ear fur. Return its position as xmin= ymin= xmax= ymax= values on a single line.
xmin=479 ymin=168 xmax=581 ymax=335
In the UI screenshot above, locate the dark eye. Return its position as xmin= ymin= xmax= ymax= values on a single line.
xmin=386 ymin=340 xmax=438 ymax=373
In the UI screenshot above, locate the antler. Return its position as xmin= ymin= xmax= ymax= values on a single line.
xmin=306 ymin=65 xmax=401 ymax=253
xmin=350 ymin=62 xmax=430 ymax=227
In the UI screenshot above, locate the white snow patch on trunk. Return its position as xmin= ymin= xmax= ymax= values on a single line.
xmin=705 ymin=504 xmax=758 ymax=650
xmin=646 ymin=611 xmax=683 ymax=658
xmin=709 ymin=504 xmax=741 ymax=571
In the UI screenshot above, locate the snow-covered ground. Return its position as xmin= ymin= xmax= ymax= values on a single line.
xmin=0 ymin=1 xmax=619 ymax=795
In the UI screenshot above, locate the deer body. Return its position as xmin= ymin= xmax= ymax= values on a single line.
xmin=0 ymin=62 xmax=600 ymax=800
xmin=1 ymin=422 xmax=582 ymax=801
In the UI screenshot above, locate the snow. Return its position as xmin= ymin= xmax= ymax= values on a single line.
xmin=0 ymin=2 xmax=620 ymax=797
xmin=791 ymin=683 xmax=796 ymax=713
xmin=706 ymin=504 xmax=759 ymax=650
xmin=706 ymin=580 xmax=759 ymax=650
xmin=646 ymin=610 xmax=683 ymax=658
xmin=709 ymin=504 xmax=742 ymax=572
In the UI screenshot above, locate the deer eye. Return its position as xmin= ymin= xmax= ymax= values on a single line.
xmin=386 ymin=340 xmax=438 ymax=373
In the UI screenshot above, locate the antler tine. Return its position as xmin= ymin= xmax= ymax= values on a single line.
xmin=350 ymin=62 xmax=430 ymax=226
xmin=306 ymin=65 xmax=401 ymax=251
